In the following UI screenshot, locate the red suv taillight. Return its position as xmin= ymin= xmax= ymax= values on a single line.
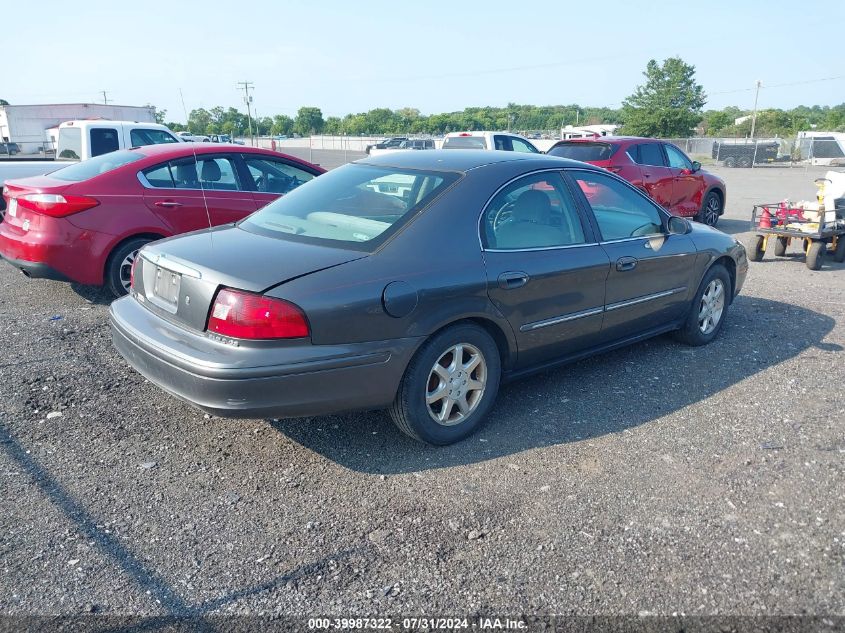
xmin=16 ymin=193 xmax=99 ymax=217
xmin=207 ymin=288 xmax=309 ymax=340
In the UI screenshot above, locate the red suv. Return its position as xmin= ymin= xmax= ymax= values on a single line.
xmin=0 ymin=144 xmax=324 ymax=296
xmin=547 ymin=137 xmax=726 ymax=226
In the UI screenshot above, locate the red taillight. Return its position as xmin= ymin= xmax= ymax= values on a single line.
xmin=16 ymin=193 xmax=99 ymax=217
xmin=207 ymin=288 xmax=309 ymax=340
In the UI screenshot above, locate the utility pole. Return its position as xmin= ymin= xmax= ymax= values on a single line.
xmin=237 ymin=81 xmax=255 ymax=145
xmin=100 ymin=90 xmax=111 ymax=105
xmin=749 ymin=80 xmax=762 ymax=140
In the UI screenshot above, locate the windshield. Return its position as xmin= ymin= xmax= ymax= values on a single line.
xmin=49 ymin=150 xmax=146 ymax=182
xmin=547 ymin=142 xmax=615 ymax=161
xmin=240 ymin=164 xmax=458 ymax=250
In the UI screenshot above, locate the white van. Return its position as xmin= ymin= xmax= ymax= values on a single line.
xmin=56 ymin=120 xmax=182 ymax=160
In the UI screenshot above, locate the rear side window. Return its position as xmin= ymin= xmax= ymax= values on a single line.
xmin=635 ymin=143 xmax=665 ymax=166
xmin=511 ymin=138 xmax=539 ymax=153
xmin=90 ymin=128 xmax=120 ymax=157
xmin=548 ymin=142 xmax=614 ymax=161
xmin=142 ymin=163 xmax=175 ymax=187
xmin=443 ymin=136 xmax=487 ymax=150
xmin=142 ymin=156 xmax=242 ymax=190
xmin=50 ymin=150 xmax=144 ymax=182
xmin=57 ymin=127 xmax=82 ymax=160
xmin=130 ymin=128 xmax=179 ymax=147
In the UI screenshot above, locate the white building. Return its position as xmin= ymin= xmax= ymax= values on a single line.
xmin=0 ymin=103 xmax=156 ymax=154
xmin=560 ymin=124 xmax=620 ymax=139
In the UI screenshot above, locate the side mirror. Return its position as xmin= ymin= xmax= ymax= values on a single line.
xmin=691 ymin=160 xmax=701 ymax=172
xmin=667 ymin=216 xmax=692 ymax=235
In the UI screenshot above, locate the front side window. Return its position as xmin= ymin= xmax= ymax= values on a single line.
xmin=511 ymin=138 xmax=539 ymax=153
xmin=240 ymin=164 xmax=456 ymax=250
xmin=130 ymin=128 xmax=179 ymax=147
xmin=636 ymin=143 xmax=666 ymax=167
xmin=50 ymin=149 xmax=145 ymax=182
xmin=244 ymin=156 xmax=315 ymax=194
xmin=90 ymin=128 xmax=120 ymax=157
xmin=483 ymin=172 xmax=586 ymax=250
xmin=572 ymin=171 xmax=664 ymax=240
xmin=664 ymin=144 xmax=692 ymax=170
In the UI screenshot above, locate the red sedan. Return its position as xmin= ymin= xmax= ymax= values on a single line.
xmin=547 ymin=137 xmax=726 ymax=226
xmin=0 ymin=144 xmax=324 ymax=296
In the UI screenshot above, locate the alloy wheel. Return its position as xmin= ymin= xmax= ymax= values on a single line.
xmin=119 ymin=250 xmax=138 ymax=292
xmin=704 ymin=195 xmax=720 ymax=226
xmin=426 ymin=343 xmax=487 ymax=426
xmin=698 ymin=279 xmax=725 ymax=334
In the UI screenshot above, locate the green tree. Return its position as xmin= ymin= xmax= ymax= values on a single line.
xmin=271 ymin=114 xmax=294 ymax=136
xmin=187 ymin=108 xmax=212 ymax=134
xmin=294 ymin=107 xmax=324 ymax=136
xmin=145 ymin=104 xmax=167 ymax=124
xmin=620 ymin=57 xmax=706 ymax=137
xmin=0 ymin=99 xmax=9 ymax=106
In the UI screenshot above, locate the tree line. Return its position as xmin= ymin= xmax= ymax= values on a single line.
xmin=153 ymin=57 xmax=845 ymax=139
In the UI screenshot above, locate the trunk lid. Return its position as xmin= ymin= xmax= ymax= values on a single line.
xmin=134 ymin=224 xmax=366 ymax=332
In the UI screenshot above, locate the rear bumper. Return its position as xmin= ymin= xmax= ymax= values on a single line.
xmin=0 ymin=216 xmax=107 ymax=285
xmin=0 ymin=252 xmax=72 ymax=281
xmin=110 ymin=295 xmax=422 ymax=419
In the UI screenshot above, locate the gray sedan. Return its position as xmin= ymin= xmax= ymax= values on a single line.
xmin=110 ymin=150 xmax=748 ymax=445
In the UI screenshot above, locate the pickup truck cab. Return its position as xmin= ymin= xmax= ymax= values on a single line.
xmin=56 ymin=120 xmax=181 ymax=160
xmin=441 ymin=131 xmax=540 ymax=153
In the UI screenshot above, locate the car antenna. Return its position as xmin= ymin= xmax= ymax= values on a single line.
xmin=179 ymin=88 xmax=213 ymax=248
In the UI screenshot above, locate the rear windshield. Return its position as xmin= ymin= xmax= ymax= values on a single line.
xmin=548 ymin=142 xmax=615 ymax=162
xmin=442 ymin=136 xmax=487 ymax=150
xmin=240 ymin=164 xmax=458 ymax=251
xmin=49 ymin=150 xmax=145 ymax=182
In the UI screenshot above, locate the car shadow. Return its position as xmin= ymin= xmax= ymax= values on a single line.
xmin=70 ymin=283 xmax=114 ymax=306
xmin=269 ymin=296 xmax=837 ymax=474
xmin=713 ymin=218 xmax=749 ymax=235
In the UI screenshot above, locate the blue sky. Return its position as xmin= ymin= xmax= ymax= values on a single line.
xmin=6 ymin=0 xmax=844 ymax=121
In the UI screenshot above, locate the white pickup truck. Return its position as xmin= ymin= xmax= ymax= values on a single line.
xmin=0 ymin=120 xmax=182 ymax=196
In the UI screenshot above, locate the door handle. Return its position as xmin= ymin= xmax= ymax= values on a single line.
xmin=616 ymin=256 xmax=638 ymax=272
xmin=154 ymin=200 xmax=183 ymax=208
xmin=642 ymin=173 xmax=651 ymax=177
xmin=498 ymin=272 xmax=529 ymax=289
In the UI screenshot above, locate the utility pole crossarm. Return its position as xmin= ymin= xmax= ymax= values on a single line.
xmin=237 ymin=81 xmax=255 ymax=146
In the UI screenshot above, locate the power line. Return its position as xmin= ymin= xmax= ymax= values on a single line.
xmin=709 ymin=75 xmax=844 ymax=96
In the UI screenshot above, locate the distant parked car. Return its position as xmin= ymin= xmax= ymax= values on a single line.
xmin=547 ymin=137 xmax=727 ymax=226
xmin=368 ymin=139 xmax=435 ymax=157
xmin=0 ymin=142 xmax=21 ymax=156
xmin=109 ymin=149 xmax=747 ymax=446
xmin=0 ymin=144 xmax=325 ymax=296
xmin=178 ymin=132 xmax=211 ymax=142
xmin=441 ymin=131 xmax=540 ymax=153
xmin=365 ymin=137 xmax=408 ymax=154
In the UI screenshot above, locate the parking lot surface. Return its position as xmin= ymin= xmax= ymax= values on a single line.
xmin=0 ymin=158 xmax=843 ymax=620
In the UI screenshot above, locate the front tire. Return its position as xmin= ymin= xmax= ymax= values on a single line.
xmin=723 ymin=156 xmax=737 ymax=168
xmin=389 ymin=324 xmax=501 ymax=445
xmin=737 ymin=156 xmax=752 ymax=168
xmin=696 ymin=191 xmax=722 ymax=226
xmin=806 ymin=240 xmax=825 ymax=270
xmin=105 ymin=238 xmax=152 ymax=298
xmin=833 ymin=237 xmax=845 ymax=263
xmin=747 ymin=235 xmax=766 ymax=262
xmin=774 ymin=237 xmax=788 ymax=257
xmin=674 ymin=265 xmax=731 ymax=346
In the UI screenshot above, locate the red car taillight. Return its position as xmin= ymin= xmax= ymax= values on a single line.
xmin=16 ymin=193 xmax=99 ymax=217
xmin=207 ymin=288 xmax=309 ymax=340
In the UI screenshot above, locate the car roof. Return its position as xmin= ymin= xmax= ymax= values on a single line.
xmin=358 ymin=149 xmax=598 ymax=172
xmin=123 ymin=143 xmax=324 ymax=170
xmin=555 ymin=136 xmax=662 ymax=145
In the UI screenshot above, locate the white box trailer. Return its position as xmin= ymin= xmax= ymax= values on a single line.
xmin=0 ymin=103 xmax=156 ymax=154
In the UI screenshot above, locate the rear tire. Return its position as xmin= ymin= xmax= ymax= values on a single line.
xmin=674 ymin=265 xmax=731 ymax=346
xmin=774 ymin=237 xmax=788 ymax=257
xmin=748 ymin=235 xmax=766 ymax=262
xmin=737 ymin=156 xmax=752 ymax=168
xmin=806 ymin=240 xmax=825 ymax=270
xmin=389 ymin=324 xmax=501 ymax=445
xmin=723 ymin=156 xmax=737 ymax=168
xmin=105 ymin=238 xmax=152 ymax=298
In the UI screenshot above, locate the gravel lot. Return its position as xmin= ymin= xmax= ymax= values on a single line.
xmin=0 ymin=158 xmax=843 ymax=627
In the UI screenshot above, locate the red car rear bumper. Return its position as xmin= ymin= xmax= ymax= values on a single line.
xmin=0 ymin=215 xmax=110 ymax=286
